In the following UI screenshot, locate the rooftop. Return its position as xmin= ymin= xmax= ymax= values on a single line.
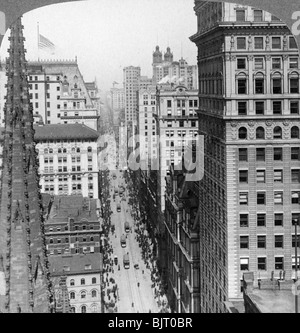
xmin=49 ymin=253 xmax=103 ymax=276
xmin=46 ymin=195 xmax=98 ymax=224
xmin=33 ymin=123 xmax=99 ymax=141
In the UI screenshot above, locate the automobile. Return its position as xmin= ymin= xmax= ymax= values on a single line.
xmin=112 ymin=173 xmax=117 ymax=179
xmin=134 ymin=264 xmax=139 ymax=269
xmin=114 ymin=255 xmax=118 ymax=265
xmin=117 ymin=204 xmax=121 ymax=212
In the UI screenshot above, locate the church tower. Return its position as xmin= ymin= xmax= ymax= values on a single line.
xmin=0 ymin=17 xmax=54 ymax=313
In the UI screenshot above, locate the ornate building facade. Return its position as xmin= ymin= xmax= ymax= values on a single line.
xmin=191 ymin=1 xmax=300 ymax=312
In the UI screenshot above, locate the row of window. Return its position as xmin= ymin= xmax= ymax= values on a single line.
xmin=49 ymin=236 xmax=95 ymax=244
xmin=236 ymin=76 xmax=300 ymax=95
xmin=47 ymin=224 xmax=95 ymax=232
xmin=239 ymin=213 xmax=300 ymax=227
xmin=238 ymin=126 xmax=300 ymax=140
xmin=235 ymin=36 xmax=297 ymax=51
xmin=239 ymin=169 xmax=300 ymax=184
xmin=166 ymin=100 xmax=198 ymax=108
xmin=238 ymin=147 xmax=300 ymax=162
xmin=234 ymin=9 xmax=280 ymax=23
xmin=240 ymin=256 xmax=299 ymax=271
xmin=240 ymin=234 xmax=300 ymax=249
xmin=237 ymin=100 xmax=300 ymax=115
xmin=43 ymin=147 xmax=93 ymax=154
xmin=237 ymin=56 xmax=299 ymax=70
xmin=69 ymin=289 xmax=98 ymax=299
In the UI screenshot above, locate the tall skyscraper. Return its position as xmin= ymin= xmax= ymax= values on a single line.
xmin=0 ymin=17 xmax=53 ymax=313
xmin=191 ymin=1 xmax=300 ymax=312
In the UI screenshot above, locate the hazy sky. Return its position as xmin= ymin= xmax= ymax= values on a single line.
xmin=0 ymin=0 xmax=197 ymax=92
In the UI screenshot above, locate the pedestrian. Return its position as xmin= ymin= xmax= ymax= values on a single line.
xmin=132 ymin=302 xmax=134 ymax=308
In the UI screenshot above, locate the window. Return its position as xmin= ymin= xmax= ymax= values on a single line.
xmin=272 ymin=58 xmax=281 ymax=69
xmin=292 ymin=192 xmax=300 ymax=204
xmin=81 ymin=291 xmax=86 ymax=299
xmin=272 ymin=37 xmax=281 ymax=49
xmin=291 ymin=147 xmax=300 ymax=160
xmin=256 ymin=127 xmax=265 ymax=139
xmin=256 ymin=148 xmax=265 ymax=161
xmin=81 ymin=306 xmax=86 ymax=313
xmin=240 ymin=236 xmax=249 ymax=249
xmin=254 ymin=57 xmax=264 ymax=69
xmin=254 ymin=37 xmax=264 ymax=49
xmin=273 ymin=126 xmax=282 ymax=139
xmin=255 ymin=78 xmax=264 ymax=94
xmin=240 ymin=258 xmax=249 ymax=271
xmin=236 ymin=9 xmax=245 ymax=21
xmin=70 ymin=292 xmax=75 ymax=299
xmin=239 ymin=148 xmax=248 ymax=161
xmin=81 ymin=278 xmax=85 ymax=285
xmin=167 ymin=100 xmax=172 ymax=107
xmin=92 ymin=290 xmax=97 ymax=298
xmin=257 ymin=192 xmax=266 ymax=205
xmin=238 ymin=101 xmax=247 ymax=115
xmin=292 ymin=235 xmax=300 ymax=248
xmin=274 ymin=213 xmax=283 ymax=226
xmin=255 ymin=101 xmax=264 ymax=115
xmin=272 ymin=78 xmax=282 ymax=94
xmin=292 ymin=169 xmax=300 ymax=183
xmin=237 ymin=58 xmax=246 ymax=69
xmin=289 ymin=58 xmax=299 ymax=69
xmin=273 ymin=147 xmax=283 ymax=161
xmin=273 ymin=101 xmax=282 ymax=114
xmin=253 ymin=9 xmax=263 ymax=21
xmin=275 ymin=235 xmax=283 ymax=248
xmin=290 ymin=36 xmax=298 ymax=49
xmin=292 ymin=213 xmax=300 ymax=225
xmin=240 ymin=214 xmax=248 ymax=227
xmin=274 ymin=169 xmax=283 ymax=183
xmin=257 ymin=235 xmax=266 ymax=248
xmin=275 ymin=257 xmax=284 ymax=270
xmin=258 ymin=257 xmax=266 ymax=270
xmin=257 ymin=213 xmax=266 ymax=227
xmin=237 ymin=78 xmax=247 ymax=94
xmin=290 ymin=78 xmax=299 ymax=93
xmin=274 ymin=191 xmax=283 ymax=205
xmin=256 ymin=170 xmax=265 ymax=183
xmin=239 ymin=170 xmax=248 ymax=183
xmin=291 ymin=126 xmax=300 ymax=138
xmin=92 ymin=277 xmax=97 ymax=284
xmin=291 ymin=101 xmax=299 ymax=114
xmin=237 ymin=37 xmax=246 ymax=50
xmin=238 ymin=127 xmax=247 ymax=139
xmin=239 ymin=192 xmax=248 ymax=205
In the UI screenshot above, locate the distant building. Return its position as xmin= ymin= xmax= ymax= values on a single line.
xmin=34 ymin=123 xmax=99 ymax=199
xmin=0 ymin=59 xmax=100 ymax=130
xmin=123 ymin=66 xmax=141 ymax=126
xmin=43 ymin=194 xmax=101 ymax=256
xmin=190 ymin=1 xmax=300 ymax=312
xmin=49 ymin=253 xmax=103 ymax=313
xmin=152 ymin=46 xmax=198 ymax=90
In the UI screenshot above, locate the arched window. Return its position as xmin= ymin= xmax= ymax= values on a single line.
xmin=70 ymin=279 xmax=75 ymax=286
xmin=256 ymin=127 xmax=265 ymax=139
xmin=81 ymin=306 xmax=86 ymax=313
xmin=49 ymin=148 xmax=53 ymax=154
xmin=49 ymin=238 xmax=53 ymax=244
xmin=71 ymin=147 xmax=76 ymax=153
xmin=70 ymin=292 xmax=75 ymax=299
xmin=76 ymin=148 xmax=80 ymax=153
xmin=238 ymin=127 xmax=247 ymax=139
xmin=87 ymin=146 xmax=92 ymax=153
xmin=92 ymin=277 xmax=96 ymax=284
xmin=88 ymin=174 xmax=93 ymax=181
xmin=71 ymin=307 xmax=76 ymax=313
xmin=44 ymin=148 xmax=48 ymax=154
xmin=92 ymin=290 xmax=97 ymax=298
xmin=63 ymin=148 xmax=67 ymax=153
xmin=91 ymin=304 xmax=97 ymax=313
xmin=81 ymin=291 xmax=86 ymax=299
xmin=291 ymin=126 xmax=300 ymax=139
xmin=58 ymin=148 xmax=62 ymax=154
xmin=273 ymin=126 xmax=282 ymax=139
xmin=81 ymin=278 xmax=85 ymax=285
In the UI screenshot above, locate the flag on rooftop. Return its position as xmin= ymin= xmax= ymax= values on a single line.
xmin=38 ymin=33 xmax=55 ymax=54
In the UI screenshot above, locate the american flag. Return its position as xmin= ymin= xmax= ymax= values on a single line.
xmin=38 ymin=34 xmax=55 ymax=54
